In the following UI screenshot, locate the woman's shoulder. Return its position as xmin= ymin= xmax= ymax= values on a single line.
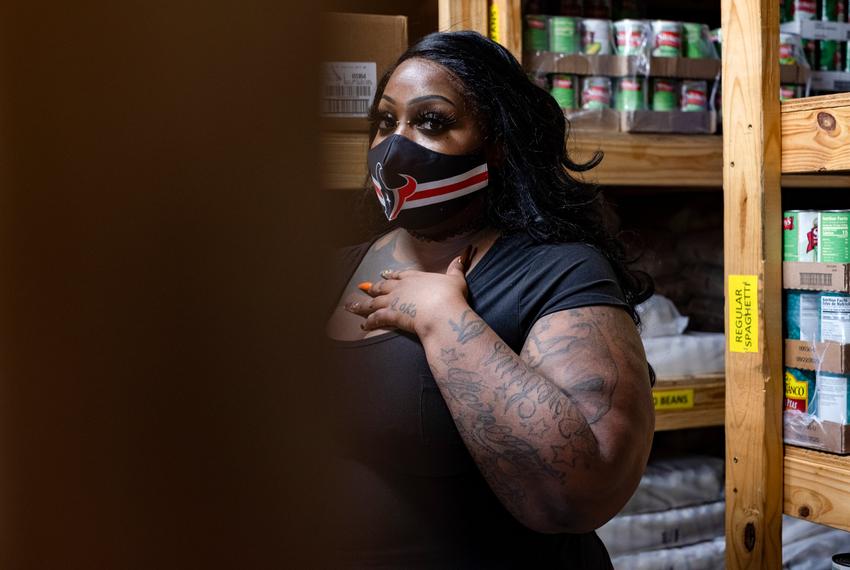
xmin=499 ymin=231 xmax=611 ymax=269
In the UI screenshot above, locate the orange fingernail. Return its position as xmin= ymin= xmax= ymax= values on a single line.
xmin=357 ymin=282 xmax=373 ymax=293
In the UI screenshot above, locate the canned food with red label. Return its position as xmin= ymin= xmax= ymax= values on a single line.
xmin=681 ymin=80 xmax=708 ymax=111
xmin=580 ymin=77 xmax=612 ymax=110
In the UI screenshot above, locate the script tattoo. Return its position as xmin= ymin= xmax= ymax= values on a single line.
xmin=448 ymin=310 xmax=487 ymax=344
xmin=437 ymin=366 xmax=562 ymax=514
xmin=521 ymin=310 xmax=619 ymax=425
xmin=390 ymin=297 xmax=417 ymax=318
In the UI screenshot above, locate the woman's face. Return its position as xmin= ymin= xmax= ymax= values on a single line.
xmin=371 ymin=58 xmax=482 ymax=155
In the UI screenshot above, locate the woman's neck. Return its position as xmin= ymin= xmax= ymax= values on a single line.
xmin=394 ymin=225 xmax=499 ymax=273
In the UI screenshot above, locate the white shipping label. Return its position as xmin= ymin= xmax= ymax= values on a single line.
xmin=820 ymin=295 xmax=850 ymax=343
xmin=322 ymin=61 xmax=377 ymax=118
xmin=816 ymin=374 xmax=849 ymax=425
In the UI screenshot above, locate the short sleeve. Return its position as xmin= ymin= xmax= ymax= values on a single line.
xmin=519 ymin=244 xmax=629 ymax=337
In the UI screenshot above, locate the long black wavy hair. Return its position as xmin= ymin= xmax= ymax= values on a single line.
xmin=365 ymin=31 xmax=653 ymax=324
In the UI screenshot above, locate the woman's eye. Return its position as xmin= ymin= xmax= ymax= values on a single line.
xmin=417 ymin=113 xmax=452 ymax=133
xmin=376 ymin=114 xmax=397 ymax=131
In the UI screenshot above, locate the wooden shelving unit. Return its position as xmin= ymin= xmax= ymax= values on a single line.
xmin=653 ymin=374 xmax=725 ymax=431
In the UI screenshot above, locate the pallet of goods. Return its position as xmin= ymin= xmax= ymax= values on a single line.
xmin=523 ymin=10 xmax=720 ymax=134
xmin=783 ymin=210 xmax=850 ymax=455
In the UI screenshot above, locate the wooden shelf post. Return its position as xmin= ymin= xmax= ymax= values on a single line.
xmin=722 ymin=0 xmax=784 ymax=566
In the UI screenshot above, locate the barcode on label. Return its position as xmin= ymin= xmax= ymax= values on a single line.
xmin=322 ymin=61 xmax=377 ymax=118
xmin=800 ymin=272 xmax=832 ymax=286
xmin=322 ymin=99 xmax=371 ymax=115
xmin=324 ymin=84 xmax=372 ymax=98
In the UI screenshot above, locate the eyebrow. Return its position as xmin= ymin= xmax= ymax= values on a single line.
xmin=380 ymin=94 xmax=456 ymax=107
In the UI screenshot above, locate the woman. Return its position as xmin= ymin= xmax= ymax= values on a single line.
xmin=325 ymin=31 xmax=654 ymax=568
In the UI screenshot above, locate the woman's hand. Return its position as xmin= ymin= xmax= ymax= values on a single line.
xmin=344 ymin=256 xmax=469 ymax=338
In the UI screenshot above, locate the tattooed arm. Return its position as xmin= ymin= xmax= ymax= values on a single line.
xmin=426 ymin=305 xmax=653 ymax=533
xmin=348 ymin=257 xmax=654 ymax=533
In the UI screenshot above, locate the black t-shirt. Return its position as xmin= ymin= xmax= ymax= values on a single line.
xmin=326 ymin=231 xmax=627 ymax=569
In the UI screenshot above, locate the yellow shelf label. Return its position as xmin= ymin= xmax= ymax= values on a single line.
xmin=729 ymin=274 xmax=759 ymax=353
xmin=653 ymin=389 xmax=695 ymax=410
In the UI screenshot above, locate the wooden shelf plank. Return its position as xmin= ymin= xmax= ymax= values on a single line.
xmin=781 ymin=93 xmax=850 ymax=174
xmin=322 ymin=131 xmax=850 ymax=190
xmin=784 ymin=446 xmax=850 ymax=532
xmin=568 ymin=132 xmax=723 ymax=187
xmin=653 ymin=374 xmax=725 ymax=432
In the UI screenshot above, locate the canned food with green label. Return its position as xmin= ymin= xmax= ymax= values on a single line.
xmin=524 ymin=15 xmax=549 ymax=52
xmin=614 ymin=19 xmax=650 ymax=56
xmin=580 ymin=76 xmax=612 ymax=110
xmin=783 ymin=209 xmax=820 ymax=262
xmin=820 ymin=210 xmax=850 ymax=263
xmin=681 ymin=80 xmax=708 ymax=111
xmin=651 ymin=20 xmax=683 ymax=57
xmin=550 ymin=74 xmax=578 ymax=110
xmin=615 ymin=77 xmax=646 ymax=111
xmin=549 ymin=16 xmax=580 ymax=54
xmin=651 ymin=78 xmax=679 ymax=110
xmin=683 ymin=22 xmax=712 ymax=58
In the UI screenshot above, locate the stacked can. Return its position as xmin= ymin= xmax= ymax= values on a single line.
xmin=581 ymin=19 xmax=614 ymax=54
xmin=683 ymin=22 xmax=714 ymax=58
xmin=780 ymin=84 xmax=803 ymax=100
xmin=783 ymin=210 xmax=850 ymax=263
xmin=651 ymin=78 xmax=679 ymax=110
xmin=614 ymin=19 xmax=650 ymax=55
xmin=551 ymin=74 xmax=578 ymax=110
xmin=549 ymin=16 xmax=580 ymax=53
xmin=524 ymin=15 xmax=549 ymax=52
xmin=651 ymin=21 xmax=683 ymax=57
xmin=779 ymin=32 xmax=804 ymax=65
xmin=681 ymin=80 xmax=709 ymax=111
xmin=615 ymin=77 xmax=647 ymax=110
xmin=580 ymin=76 xmax=612 ymax=109
xmin=784 ymin=210 xmax=821 ymax=262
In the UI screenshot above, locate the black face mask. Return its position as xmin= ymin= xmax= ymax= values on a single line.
xmin=367 ymin=134 xmax=489 ymax=229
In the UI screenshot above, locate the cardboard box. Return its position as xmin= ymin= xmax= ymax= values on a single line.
xmin=785 ymin=412 xmax=850 ymax=455
xmin=784 ymin=261 xmax=850 ymax=293
xmin=780 ymin=64 xmax=812 ymax=85
xmin=321 ymin=13 xmax=408 ymax=132
xmin=786 ymin=339 xmax=850 ymax=374
xmin=620 ymin=110 xmax=717 ymax=134
xmin=781 ymin=20 xmax=850 ymax=42
xmin=525 ymin=53 xmax=720 ymax=80
xmin=811 ymin=71 xmax=850 ymax=93
xmin=565 ymin=108 xmax=620 ymax=132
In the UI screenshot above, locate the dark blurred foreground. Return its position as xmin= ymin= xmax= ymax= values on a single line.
xmin=0 ymin=1 xmax=339 ymax=567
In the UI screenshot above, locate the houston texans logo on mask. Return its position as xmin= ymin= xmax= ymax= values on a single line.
xmin=367 ymin=135 xmax=488 ymax=223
